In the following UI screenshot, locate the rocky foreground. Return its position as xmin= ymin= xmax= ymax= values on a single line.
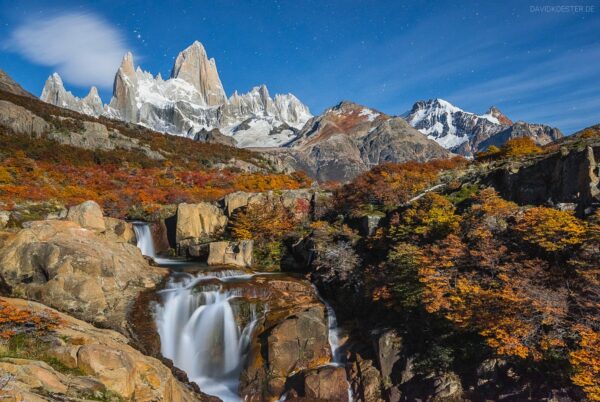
xmin=0 ymin=297 xmax=202 ymax=402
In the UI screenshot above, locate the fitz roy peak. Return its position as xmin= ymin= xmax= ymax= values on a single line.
xmin=40 ymin=41 xmax=312 ymax=148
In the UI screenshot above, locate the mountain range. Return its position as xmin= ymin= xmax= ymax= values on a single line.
xmin=40 ymin=40 xmax=562 ymax=158
xmin=41 ymin=41 xmax=312 ymax=148
xmin=404 ymin=98 xmax=563 ymax=156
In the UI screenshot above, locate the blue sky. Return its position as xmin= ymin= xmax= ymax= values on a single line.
xmin=1 ymin=0 xmax=599 ymax=134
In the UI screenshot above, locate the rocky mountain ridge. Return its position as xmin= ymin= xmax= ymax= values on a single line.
xmin=275 ymin=101 xmax=451 ymax=181
xmin=41 ymin=41 xmax=312 ymax=148
xmin=404 ymin=98 xmax=563 ymax=156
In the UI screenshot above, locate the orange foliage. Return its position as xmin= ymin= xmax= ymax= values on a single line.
xmin=335 ymin=157 xmax=467 ymax=216
xmin=0 ymin=299 xmax=61 ymax=339
xmin=502 ymin=137 xmax=542 ymax=157
xmin=0 ymin=154 xmax=311 ymax=218
xmin=570 ymin=325 xmax=600 ymax=401
xmin=476 ymin=137 xmax=542 ymax=161
xmin=418 ymin=190 xmax=573 ymax=361
xmin=230 ymin=200 xmax=301 ymax=242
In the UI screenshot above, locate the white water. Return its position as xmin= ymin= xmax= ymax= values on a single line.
xmin=133 ymin=222 xmax=177 ymax=265
xmin=154 ymin=272 xmax=258 ymax=402
xmin=131 ymin=227 xmax=349 ymax=401
xmin=133 ymin=222 xmax=157 ymax=258
xmin=313 ymin=285 xmax=344 ymax=364
xmin=313 ymin=286 xmax=354 ymax=402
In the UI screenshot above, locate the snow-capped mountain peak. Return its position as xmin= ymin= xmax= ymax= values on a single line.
xmin=405 ymin=99 xmax=561 ymax=156
xmin=40 ymin=41 xmax=312 ymax=148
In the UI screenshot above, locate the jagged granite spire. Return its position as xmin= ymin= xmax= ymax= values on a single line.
xmin=40 ymin=73 xmax=103 ymax=116
xmin=108 ymin=52 xmax=138 ymax=122
xmin=170 ymin=41 xmax=227 ymax=106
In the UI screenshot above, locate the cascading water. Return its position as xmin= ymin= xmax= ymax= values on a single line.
xmin=154 ymin=272 xmax=258 ymax=402
xmin=314 ymin=286 xmax=355 ymax=402
xmin=133 ymin=222 xmax=156 ymax=258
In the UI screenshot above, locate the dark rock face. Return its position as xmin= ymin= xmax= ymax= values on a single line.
xmin=483 ymin=143 xmax=600 ymax=215
xmin=0 ymin=220 xmax=166 ymax=334
xmin=241 ymin=305 xmax=331 ymax=399
xmin=285 ymin=365 xmax=350 ymax=401
xmin=478 ymin=121 xmax=563 ymax=151
xmin=193 ymin=127 xmax=237 ymax=146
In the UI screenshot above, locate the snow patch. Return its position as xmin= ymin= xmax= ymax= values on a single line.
xmin=359 ymin=108 xmax=380 ymax=122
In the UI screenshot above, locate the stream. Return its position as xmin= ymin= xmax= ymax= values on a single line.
xmin=133 ymin=222 xmax=352 ymax=401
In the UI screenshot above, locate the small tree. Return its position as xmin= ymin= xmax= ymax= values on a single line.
xmin=514 ymin=207 xmax=586 ymax=253
xmin=502 ymin=137 xmax=541 ymax=157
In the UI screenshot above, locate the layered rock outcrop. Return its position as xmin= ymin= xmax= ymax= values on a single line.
xmin=0 ymin=100 xmax=49 ymax=135
xmin=0 ymin=219 xmax=165 ymax=333
xmin=482 ymin=142 xmax=600 ymax=215
xmin=221 ymin=189 xmax=313 ymax=217
xmin=0 ymin=297 xmax=204 ymax=401
xmin=175 ymin=202 xmax=228 ymax=245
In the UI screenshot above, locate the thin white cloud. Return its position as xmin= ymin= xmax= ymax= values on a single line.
xmin=6 ymin=12 xmax=127 ymax=88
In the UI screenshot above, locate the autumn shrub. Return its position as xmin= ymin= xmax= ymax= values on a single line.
xmin=335 ymin=158 xmax=466 ymax=217
xmin=502 ymin=137 xmax=542 ymax=157
xmin=476 ymin=138 xmax=542 ymax=161
xmin=230 ymin=200 xmax=306 ymax=271
xmin=0 ymin=132 xmax=311 ymax=218
xmin=570 ymin=325 xmax=600 ymax=401
xmin=514 ymin=207 xmax=586 ymax=253
xmin=388 ymin=193 xmax=461 ymax=243
xmin=579 ymin=128 xmax=599 ymax=139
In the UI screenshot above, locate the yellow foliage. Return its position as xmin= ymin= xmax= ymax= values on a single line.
xmin=515 ymin=207 xmax=586 ymax=252
xmin=502 ymin=137 xmax=542 ymax=157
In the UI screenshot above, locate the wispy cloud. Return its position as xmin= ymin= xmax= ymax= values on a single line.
xmin=5 ymin=12 xmax=127 ymax=88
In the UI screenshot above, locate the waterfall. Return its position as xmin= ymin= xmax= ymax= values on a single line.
xmin=154 ymin=272 xmax=258 ymax=402
xmin=323 ymin=299 xmax=343 ymax=364
xmin=133 ymin=222 xmax=156 ymax=258
xmin=313 ymin=285 xmax=344 ymax=364
xmin=313 ymin=285 xmax=354 ymax=402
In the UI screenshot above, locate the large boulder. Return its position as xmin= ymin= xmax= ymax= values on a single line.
xmin=103 ymin=217 xmax=136 ymax=244
xmin=0 ymin=297 xmax=205 ymax=401
xmin=67 ymin=200 xmax=106 ymax=232
xmin=222 ymin=191 xmax=264 ymax=216
xmin=207 ymin=240 xmax=253 ymax=267
xmin=221 ymin=189 xmax=314 ymax=217
xmin=300 ymin=366 xmax=350 ymax=401
xmin=0 ymin=220 xmax=165 ymax=333
xmin=175 ymin=202 xmax=227 ymax=243
xmin=240 ymin=281 xmax=333 ymax=400
xmin=348 ymin=353 xmax=384 ymax=402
